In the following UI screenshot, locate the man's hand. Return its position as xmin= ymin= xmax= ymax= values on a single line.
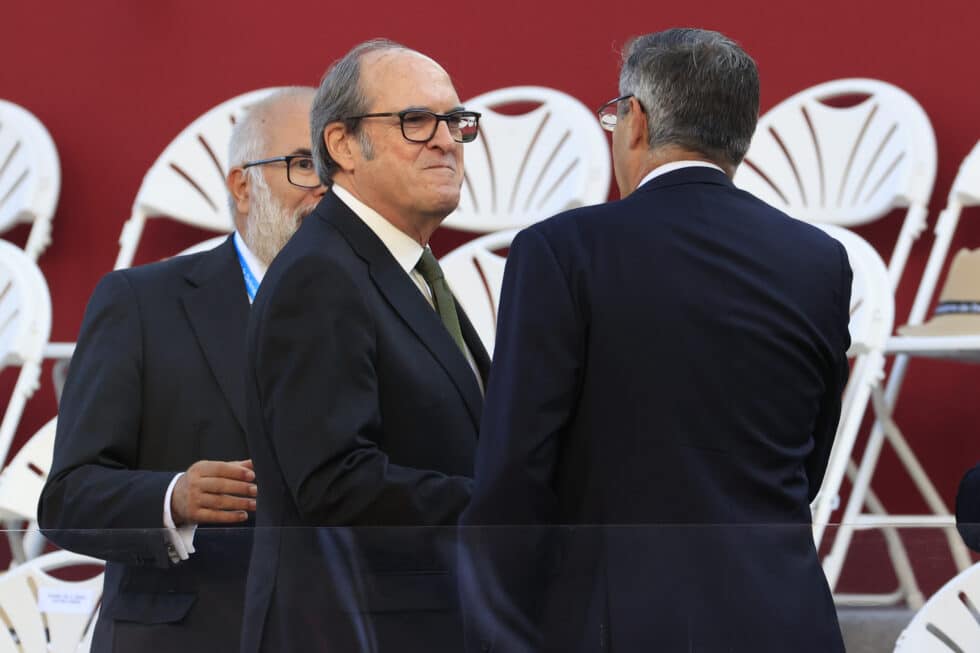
xmin=171 ymin=459 xmax=257 ymax=525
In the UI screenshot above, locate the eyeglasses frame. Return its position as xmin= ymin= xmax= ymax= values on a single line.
xmin=341 ymin=109 xmax=483 ymax=144
xmin=596 ymin=94 xmax=637 ymax=132
xmin=240 ymin=155 xmax=322 ymax=189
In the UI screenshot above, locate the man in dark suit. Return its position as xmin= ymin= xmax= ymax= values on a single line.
xmin=957 ymin=463 xmax=980 ymax=551
xmin=38 ymin=87 xmax=325 ymax=652
xmin=240 ymin=40 xmax=489 ymax=653
xmin=460 ymin=29 xmax=852 ymax=652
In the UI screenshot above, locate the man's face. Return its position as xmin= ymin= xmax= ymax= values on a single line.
xmin=350 ymin=51 xmax=465 ymax=231
xmin=245 ymin=97 xmax=325 ymax=264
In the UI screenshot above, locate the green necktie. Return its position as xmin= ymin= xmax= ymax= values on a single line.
xmin=415 ymin=248 xmax=468 ymax=356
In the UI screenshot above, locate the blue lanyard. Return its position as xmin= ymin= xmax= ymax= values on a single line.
xmin=234 ymin=238 xmax=260 ymax=303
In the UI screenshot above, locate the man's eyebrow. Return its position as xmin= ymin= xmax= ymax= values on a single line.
xmin=290 ymin=148 xmax=312 ymax=156
xmin=402 ymin=105 xmax=466 ymax=113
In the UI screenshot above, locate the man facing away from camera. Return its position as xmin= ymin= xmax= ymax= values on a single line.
xmin=461 ymin=28 xmax=851 ymax=653
xmin=39 ymin=87 xmax=324 ymax=652
xmin=240 ymin=40 xmax=489 ymax=653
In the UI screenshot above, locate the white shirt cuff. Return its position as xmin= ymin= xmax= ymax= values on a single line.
xmin=163 ymin=472 xmax=197 ymax=563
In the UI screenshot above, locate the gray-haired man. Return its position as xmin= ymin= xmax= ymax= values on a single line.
xmin=39 ymin=87 xmax=325 ymax=652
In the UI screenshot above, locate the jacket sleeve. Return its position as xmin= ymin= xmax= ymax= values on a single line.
xmin=458 ymin=226 xmax=586 ymax=653
xmin=805 ymin=239 xmax=853 ymax=501
xmin=38 ymin=272 xmax=176 ymax=568
xmin=956 ymin=463 xmax=980 ymax=552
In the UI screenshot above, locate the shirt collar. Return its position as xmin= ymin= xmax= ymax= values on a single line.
xmin=331 ymin=183 xmax=426 ymax=274
xmin=636 ymin=160 xmax=726 ymax=191
xmin=233 ymin=231 xmax=267 ymax=284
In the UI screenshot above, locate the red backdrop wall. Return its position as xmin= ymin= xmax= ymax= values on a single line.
xmin=2 ymin=0 xmax=978 ymax=591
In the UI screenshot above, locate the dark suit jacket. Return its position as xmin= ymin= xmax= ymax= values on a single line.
xmin=460 ymin=167 xmax=852 ymax=653
xmin=956 ymin=462 xmax=980 ymax=551
xmin=241 ymin=191 xmax=489 ymax=653
xmin=38 ymin=237 xmax=253 ymax=653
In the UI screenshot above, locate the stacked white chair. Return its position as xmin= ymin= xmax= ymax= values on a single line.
xmin=113 ymin=87 xmax=280 ymax=270
xmin=823 ymin=142 xmax=980 ymax=608
xmin=440 ymin=229 xmax=517 ymax=356
xmin=0 ymin=99 xmax=60 ymax=260
xmin=441 ymin=86 xmax=611 ymax=353
xmin=44 ymin=89 xmax=281 ymax=389
xmin=444 ymin=86 xmax=610 ymax=234
xmin=0 ymin=549 xmax=103 ymax=652
xmin=734 ymin=79 xmax=949 ymax=607
xmin=0 ymin=240 xmax=51 ymax=466
xmin=893 ymin=562 xmax=980 ymax=651
xmin=734 ymin=78 xmax=936 ymax=291
xmin=0 ymin=417 xmax=56 ymax=564
xmin=809 ymin=225 xmax=893 ymax=549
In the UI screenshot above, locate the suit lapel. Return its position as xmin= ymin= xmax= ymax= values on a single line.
xmin=180 ymin=237 xmax=250 ymax=432
xmin=321 ymin=194 xmax=485 ymax=429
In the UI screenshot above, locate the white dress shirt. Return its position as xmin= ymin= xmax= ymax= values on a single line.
xmin=162 ymin=232 xmax=265 ymax=563
xmin=332 ymin=184 xmax=484 ymax=391
xmin=636 ymin=160 xmax=725 ymax=191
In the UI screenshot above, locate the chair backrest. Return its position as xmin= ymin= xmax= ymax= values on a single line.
xmin=443 ymin=86 xmax=610 ymax=233
xmin=0 ymin=417 xmax=55 ymax=521
xmin=0 ymin=240 xmax=51 ymax=466
xmin=894 ymin=561 xmax=980 ymax=652
xmin=809 ymin=224 xmax=893 ymax=543
xmin=114 ymin=87 xmax=280 ymax=270
xmin=734 ymin=78 xmax=937 ymax=290
xmin=440 ymin=229 xmax=518 ymax=355
xmin=0 ymin=99 xmax=60 ymax=260
xmin=903 ymin=140 xmax=980 ymax=328
xmin=0 ymin=549 xmax=104 ymax=653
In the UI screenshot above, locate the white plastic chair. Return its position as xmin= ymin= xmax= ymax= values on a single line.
xmin=805 ymin=226 xmax=936 ymax=606
xmin=0 ymin=549 xmax=103 ymax=653
xmin=0 ymin=240 xmax=51 ymax=468
xmin=440 ymin=229 xmax=517 ymax=356
xmin=444 ymin=86 xmax=610 ymax=233
xmin=113 ymin=87 xmax=279 ymax=270
xmin=0 ymin=99 xmax=60 ymax=260
xmin=810 ymin=224 xmax=893 ymax=547
xmin=893 ymin=562 xmax=980 ymax=652
xmin=734 ymin=78 xmax=937 ymax=291
xmin=0 ymin=417 xmax=55 ymax=564
xmin=823 ymin=143 xmax=980 ymax=608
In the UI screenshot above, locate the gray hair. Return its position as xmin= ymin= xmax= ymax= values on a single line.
xmin=619 ymin=28 xmax=760 ymax=167
xmin=227 ymin=86 xmax=315 ymax=216
xmin=310 ymin=38 xmax=413 ymax=184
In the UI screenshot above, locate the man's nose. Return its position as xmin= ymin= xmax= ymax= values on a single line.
xmin=427 ymin=119 xmax=457 ymax=151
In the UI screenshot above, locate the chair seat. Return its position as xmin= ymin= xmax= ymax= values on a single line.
xmin=886 ymin=334 xmax=980 ymax=360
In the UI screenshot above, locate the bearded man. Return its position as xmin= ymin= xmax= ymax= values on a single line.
xmin=38 ymin=87 xmax=325 ymax=653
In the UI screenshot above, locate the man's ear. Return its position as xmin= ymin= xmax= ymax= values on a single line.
xmin=627 ymin=96 xmax=648 ymax=150
xmin=227 ymin=167 xmax=250 ymax=217
xmin=324 ymin=124 xmax=356 ymax=173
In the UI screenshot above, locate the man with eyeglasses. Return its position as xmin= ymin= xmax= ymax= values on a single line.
xmin=461 ymin=29 xmax=851 ymax=652
xmin=39 ymin=87 xmax=325 ymax=653
xmin=240 ymin=40 xmax=489 ymax=653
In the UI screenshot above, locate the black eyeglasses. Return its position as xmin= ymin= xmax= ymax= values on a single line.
xmin=596 ymin=94 xmax=635 ymax=132
xmin=241 ymin=155 xmax=321 ymax=189
xmin=342 ymin=109 xmax=482 ymax=144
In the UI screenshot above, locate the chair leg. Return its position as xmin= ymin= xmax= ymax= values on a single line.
xmin=878 ymin=412 xmax=971 ymax=572
xmin=21 ymin=522 xmax=45 ymax=560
